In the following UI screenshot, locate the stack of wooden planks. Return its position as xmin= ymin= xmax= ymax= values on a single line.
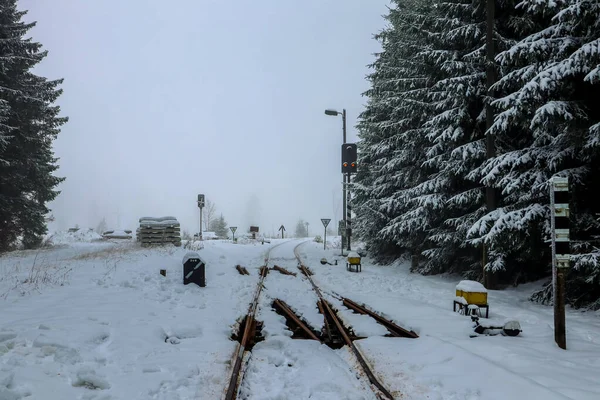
xmin=137 ymin=216 xmax=181 ymax=247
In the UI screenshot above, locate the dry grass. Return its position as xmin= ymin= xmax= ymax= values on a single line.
xmin=1 ymin=252 xmax=73 ymax=299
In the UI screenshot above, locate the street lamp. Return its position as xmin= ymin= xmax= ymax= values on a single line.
xmin=325 ymin=108 xmax=348 ymax=253
xmin=324 ymin=109 xmax=347 ymax=143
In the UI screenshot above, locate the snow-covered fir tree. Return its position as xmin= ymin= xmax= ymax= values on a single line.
xmin=355 ymin=0 xmax=436 ymax=261
xmin=469 ymin=0 xmax=600 ymax=306
xmin=210 ymin=214 xmax=229 ymax=239
xmin=0 ymin=1 xmax=67 ymax=251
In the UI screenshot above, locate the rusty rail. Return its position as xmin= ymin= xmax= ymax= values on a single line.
xmin=321 ymin=300 xmax=394 ymax=400
xmin=224 ymin=242 xmax=290 ymax=400
xmin=342 ymin=298 xmax=419 ymax=339
xmin=273 ymin=299 xmax=321 ymax=341
xmin=224 ymin=266 xmax=268 ymax=400
xmin=293 ymin=246 xmax=395 ymax=400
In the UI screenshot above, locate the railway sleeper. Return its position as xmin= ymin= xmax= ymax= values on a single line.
xmin=271 ymin=299 xmax=321 ymax=341
xmin=259 ymin=266 xmax=269 ymax=277
xmin=298 ymin=265 xmax=313 ymax=276
xmin=272 ymin=265 xmax=297 ymax=277
xmin=235 ymin=265 xmax=250 ymax=275
xmin=230 ymin=316 xmax=264 ymax=351
xmin=317 ymin=300 xmax=361 ymax=349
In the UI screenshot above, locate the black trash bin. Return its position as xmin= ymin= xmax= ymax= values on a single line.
xmin=183 ymin=252 xmax=206 ymax=287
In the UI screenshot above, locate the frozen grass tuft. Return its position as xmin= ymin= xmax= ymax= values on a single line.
xmin=0 ymin=252 xmax=73 ymax=299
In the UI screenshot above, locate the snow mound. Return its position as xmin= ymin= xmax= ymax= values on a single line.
xmin=102 ymin=230 xmax=133 ymax=239
xmin=185 ymin=241 xmax=204 ymax=251
xmin=46 ymin=229 xmax=102 ymax=245
xmin=456 ymin=280 xmax=487 ymax=293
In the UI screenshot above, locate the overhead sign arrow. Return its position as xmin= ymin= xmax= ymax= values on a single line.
xmin=278 ymin=225 xmax=285 ymax=239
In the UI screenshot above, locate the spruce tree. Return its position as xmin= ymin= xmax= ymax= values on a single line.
xmin=210 ymin=214 xmax=229 ymax=238
xmin=470 ymin=0 xmax=600 ymax=305
xmin=294 ymin=219 xmax=307 ymax=238
xmin=354 ymin=0 xmax=436 ymax=261
xmin=0 ymin=1 xmax=67 ymax=251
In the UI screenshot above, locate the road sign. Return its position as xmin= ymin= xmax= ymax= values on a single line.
xmin=338 ymin=220 xmax=345 ymax=236
xmin=321 ymin=219 xmax=331 ymax=251
xmin=279 ymin=225 xmax=285 ymax=239
xmin=250 ymin=226 xmax=259 ymax=233
xmin=230 ymin=226 xmax=237 ymax=242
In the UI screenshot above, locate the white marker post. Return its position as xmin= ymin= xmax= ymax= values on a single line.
xmin=551 ymin=177 xmax=569 ymax=350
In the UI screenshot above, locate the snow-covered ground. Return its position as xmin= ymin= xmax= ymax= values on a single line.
xmin=1 ymin=235 xmax=599 ymax=399
xmin=0 ymin=237 xmax=275 ymax=399
xmin=299 ymin=241 xmax=600 ymax=400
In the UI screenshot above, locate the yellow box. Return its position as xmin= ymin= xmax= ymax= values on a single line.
xmin=456 ymin=289 xmax=487 ymax=305
xmin=347 ymin=257 xmax=361 ymax=265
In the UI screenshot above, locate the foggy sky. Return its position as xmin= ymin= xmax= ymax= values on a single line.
xmin=22 ymin=0 xmax=389 ymax=237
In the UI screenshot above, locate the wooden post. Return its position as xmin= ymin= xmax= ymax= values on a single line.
xmin=551 ymin=177 xmax=569 ymax=350
xmin=555 ymin=268 xmax=567 ymax=349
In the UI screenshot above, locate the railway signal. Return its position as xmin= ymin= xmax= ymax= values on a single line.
xmin=341 ymin=143 xmax=357 ymax=174
xmin=340 ymin=144 xmax=357 ymax=251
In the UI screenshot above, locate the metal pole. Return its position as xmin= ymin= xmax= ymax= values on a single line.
xmin=324 ymin=226 xmax=327 ymax=251
xmin=347 ymin=172 xmax=352 ymax=251
xmin=342 ymin=109 xmax=347 ymax=254
xmin=199 ymin=208 xmax=203 ymax=241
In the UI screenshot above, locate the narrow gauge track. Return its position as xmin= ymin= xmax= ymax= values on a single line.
xmin=224 ymin=240 xmax=288 ymax=400
xmin=224 ymin=240 xmax=417 ymax=400
xmin=293 ymin=243 xmax=397 ymax=400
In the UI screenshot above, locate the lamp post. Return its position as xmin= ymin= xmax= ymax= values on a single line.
xmin=325 ymin=108 xmax=347 ymax=254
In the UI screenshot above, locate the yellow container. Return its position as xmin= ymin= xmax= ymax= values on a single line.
xmin=456 ymin=289 xmax=487 ymax=305
xmin=347 ymin=257 xmax=361 ymax=265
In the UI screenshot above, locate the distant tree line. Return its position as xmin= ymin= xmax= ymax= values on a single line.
xmin=355 ymin=0 xmax=600 ymax=308
xmin=0 ymin=1 xmax=67 ymax=252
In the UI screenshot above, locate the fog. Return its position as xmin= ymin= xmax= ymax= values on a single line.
xmin=22 ymin=0 xmax=388 ymax=237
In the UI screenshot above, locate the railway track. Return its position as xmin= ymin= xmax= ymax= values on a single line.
xmin=224 ymin=240 xmax=417 ymax=400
